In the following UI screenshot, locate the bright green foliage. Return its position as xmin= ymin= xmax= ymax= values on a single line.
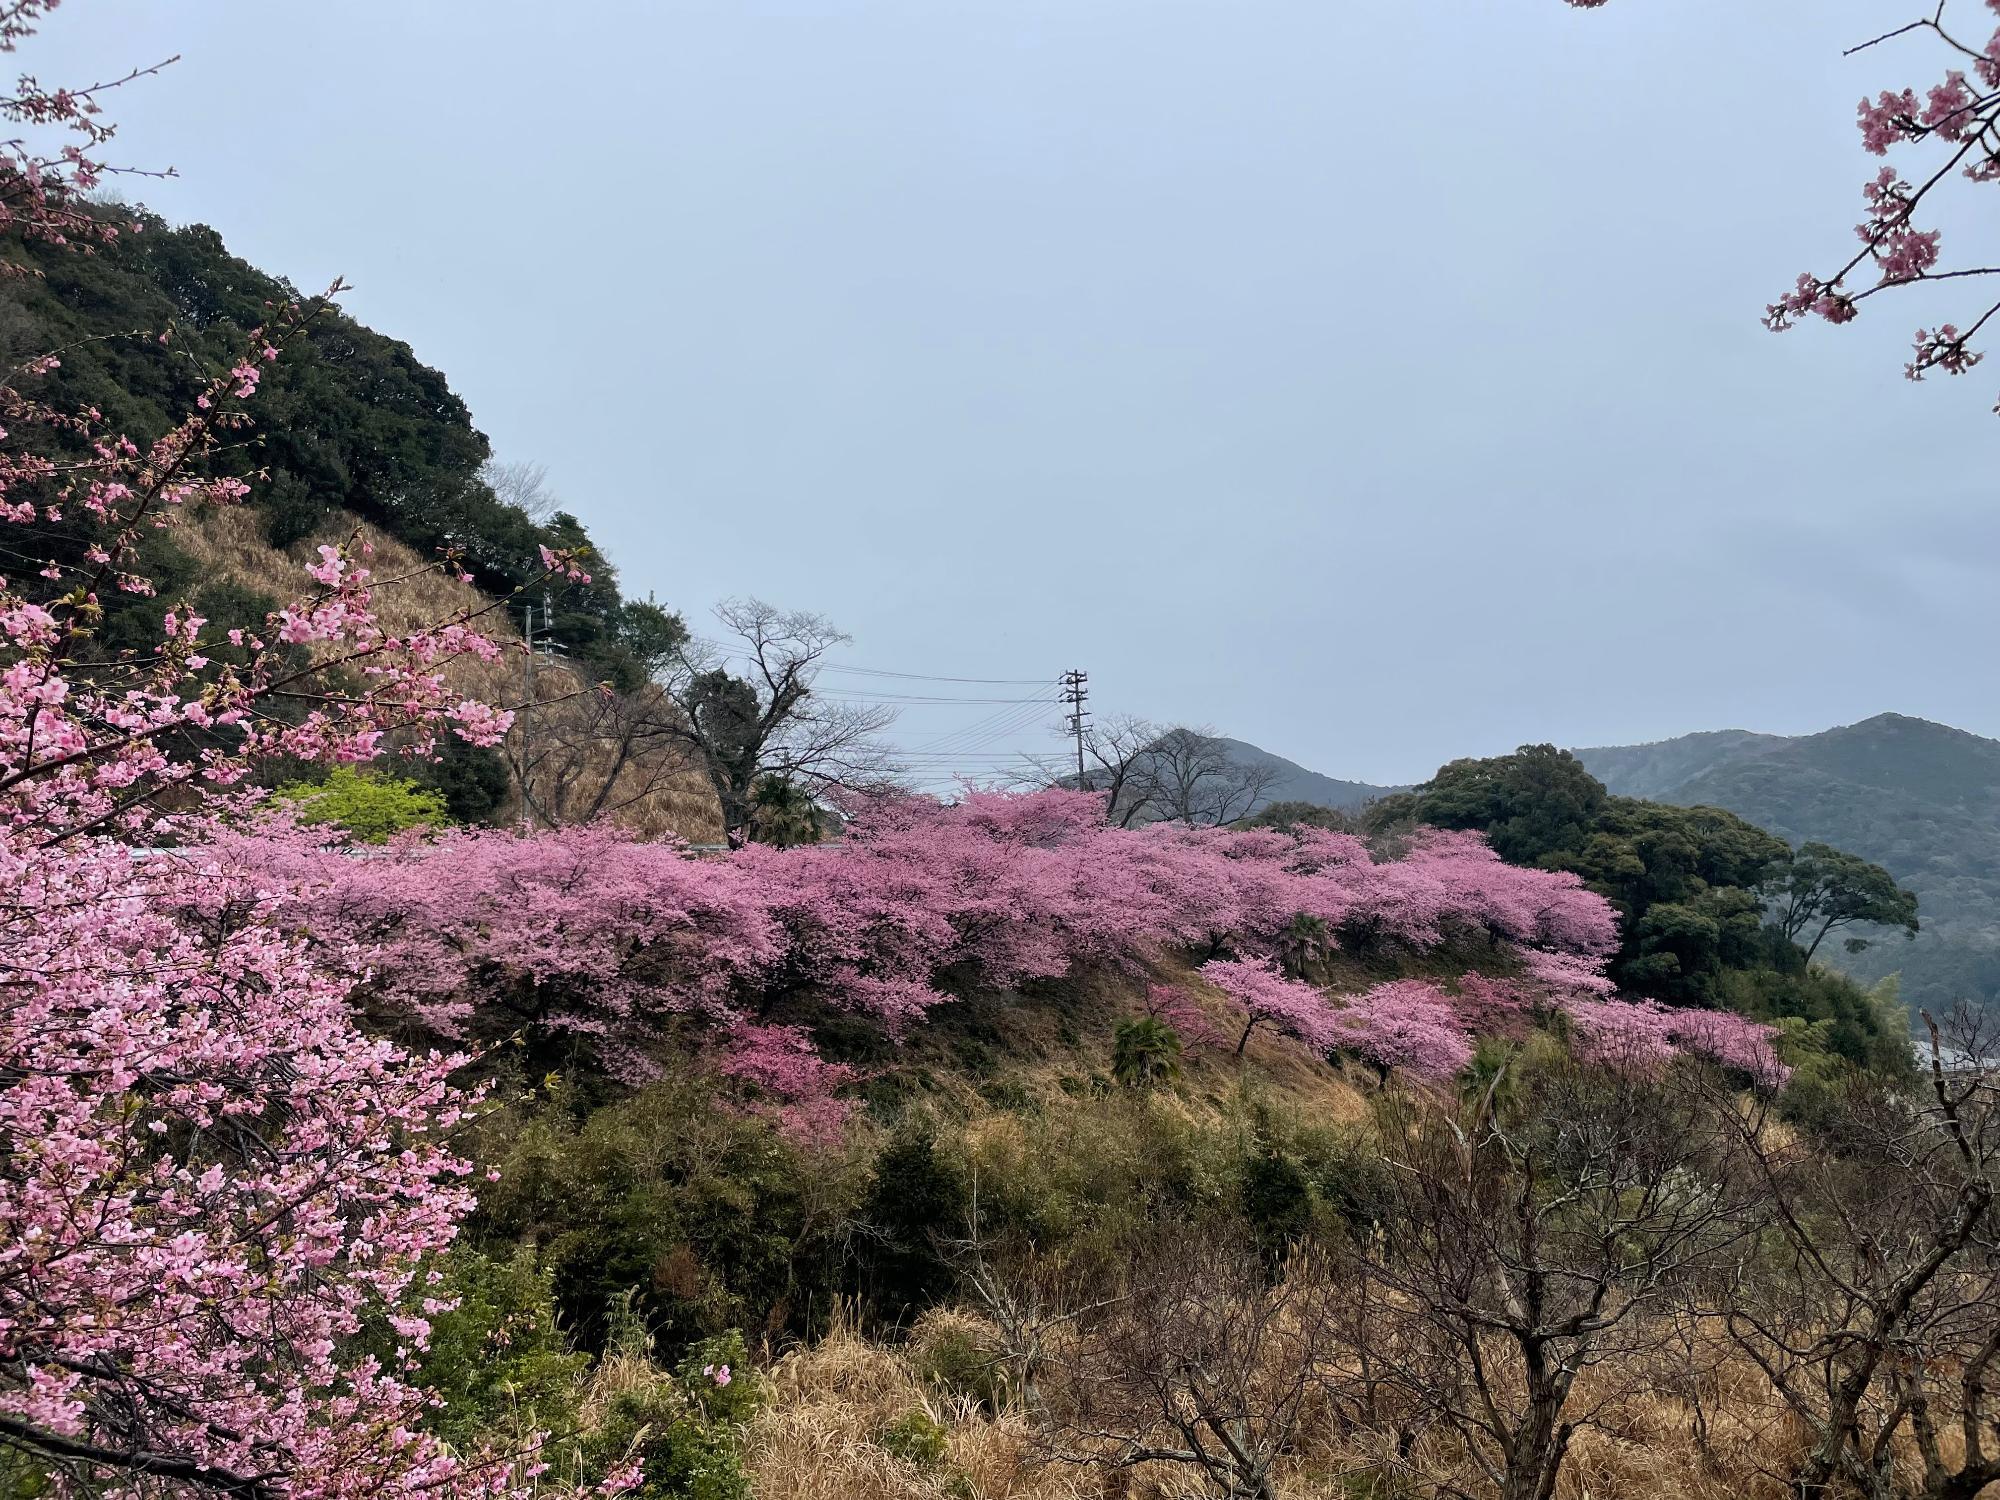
xmin=401 ymin=1247 xmax=588 ymax=1452
xmin=576 ymin=1328 xmax=764 ymax=1500
xmin=1111 ymin=1016 xmax=1183 ymax=1088
xmin=274 ymin=767 xmax=450 ymax=843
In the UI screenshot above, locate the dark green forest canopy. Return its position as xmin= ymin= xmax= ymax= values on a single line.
xmin=1367 ymin=745 xmax=1919 ymax=1067
xmin=0 ymin=206 xmax=676 ymax=690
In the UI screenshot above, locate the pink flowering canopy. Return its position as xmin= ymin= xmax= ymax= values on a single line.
xmin=215 ymin=784 xmax=1783 ymax=1103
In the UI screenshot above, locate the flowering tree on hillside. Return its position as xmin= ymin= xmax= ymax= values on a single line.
xmin=232 ymin=782 xmax=1785 ymax=1099
xmin=0 ymin=10 xmax=595 ymax=1496
xmin=1568 ymin=0 xmax=2000 ymax=411
xmin=1200 ymin=957 xmax=1342 ymax=1056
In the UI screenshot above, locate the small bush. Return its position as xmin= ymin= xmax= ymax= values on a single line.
xmin=858 ymin=1122 xmax=970 ymax=1323
xmin=909 ymin=1308 xmax=1005 ymax=1410
xmin=877 ymin=1409 xmax=950 ymax=1469
xmin=577 ymin=1326 xmax=765 ymax=1500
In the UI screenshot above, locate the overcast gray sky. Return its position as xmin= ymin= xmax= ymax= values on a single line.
xmin=30 ymin=0 xmax=2000 ymax=785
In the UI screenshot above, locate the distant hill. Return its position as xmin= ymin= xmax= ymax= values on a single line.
xmin=1215 ymin=738 xmax=1406 ymax=814
xmin=1575 ymin=714 xmax=2000 ymax=1017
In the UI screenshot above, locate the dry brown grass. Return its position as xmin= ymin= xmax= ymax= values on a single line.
xmin=748 ymin=1296 xmax=1832 ymax=1500
xmin=747 ymin=1318 xmax=1098 ymax=1500
xmin=178 ymin=506 xmax=723 ymax=840
xmin=746 ymin=1315 xmax=1821 ymax=1500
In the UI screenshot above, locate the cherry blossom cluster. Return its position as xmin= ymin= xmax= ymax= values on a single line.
xmin=1571 ymin=0 xmax=2000 ymax=411
xmin=1194 ymin=961 xmax=1781 ymax=1085
xmin=0 ymin=839 xmax=524 ymax=1500
xmin=0 ymin=11 xmax=604 ymax=1495
xmin=219 ymin=789 xmax=1617 ymax=1068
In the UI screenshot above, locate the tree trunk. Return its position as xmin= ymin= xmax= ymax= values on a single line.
xmin=1499 ymin=1366 xmax=1575 ymax=1500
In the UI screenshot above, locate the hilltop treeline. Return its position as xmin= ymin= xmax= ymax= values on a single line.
xmin=0 ymin=205 xmax=679 ymax=689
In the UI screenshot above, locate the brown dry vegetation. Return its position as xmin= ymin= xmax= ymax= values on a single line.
xmin=742 ymin=1303 xmax=1814 ymax=1500
xmin=179 ymin=506 xmax=722 ymax=840
xmin=739 ymin=976 xmax=1994 ymax=1500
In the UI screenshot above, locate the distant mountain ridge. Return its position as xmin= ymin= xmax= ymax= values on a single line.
xmin=1217 ymin=738 xmax=1406 ymax=813
xmin=1574 ymin=713 xmax=2000 ymax=1016
xmin=1222 ymin=713 xmax=2000 ymax=1016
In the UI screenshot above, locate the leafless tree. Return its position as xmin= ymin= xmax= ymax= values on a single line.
xmin=944 ymin=1184 xmax=1121 ymax=1418
xmin=1042 ymin=1230 xmax=1350 ymax=1500
xmin=1138 ymin=726 xmax=1282 ymax=828
xmin=1075 ymin=713 xmax=1169 ymax=828
xmin=1358 ymin=1059 xmax=1749 ymax=1500
xmin=480 ymin=457 xmax=563 ymax=523
xmin=503 ymin=678 xmax=699 ymax=831
xmin=1712 ymin=1008 xmax=2000 ymax=1500
xmin=658 ymin=599 xmax=897 ymax=847
xmin=1021 ymin=717 xmax=1280 ymax=828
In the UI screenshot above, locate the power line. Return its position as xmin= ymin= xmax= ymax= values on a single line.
xmin=818 ymin=664 xmax=1054 ymax=686
xmin=890 ymin=699 xmax=1057 ymax=760
xmin=812 ymin=700 xmax=1064 ymax=712
xmin=897 ymin=697 xmax=1056 ymax=755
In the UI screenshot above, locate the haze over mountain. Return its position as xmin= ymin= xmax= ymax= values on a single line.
xmin=1215 ymin=738 xmax=1405 ymax=813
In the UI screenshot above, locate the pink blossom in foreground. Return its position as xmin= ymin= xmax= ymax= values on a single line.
xmin=0 ymin=11 xmax=615 ymax=1490
xmin=1571 ymin=0 xmax=2000 ymax=412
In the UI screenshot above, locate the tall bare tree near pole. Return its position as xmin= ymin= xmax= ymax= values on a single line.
xmin=657 ymin=599 xmax=898 ymax=847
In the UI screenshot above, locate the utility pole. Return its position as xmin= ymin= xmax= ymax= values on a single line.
xmin=1060 ymin=668 xmax=1089 ymax=788
xmin=522 ymin=600 xmax=538 ymax=705
xmin=518 ymin=601 xmax=550 ymax=828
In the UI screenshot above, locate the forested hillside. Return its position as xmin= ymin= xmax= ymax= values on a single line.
xmin=1577 ymin=714 xmax=2000 ymax=1019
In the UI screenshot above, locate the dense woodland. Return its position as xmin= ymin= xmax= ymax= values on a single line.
xmin=7 ymin=6 xmax=2000 ymax=1500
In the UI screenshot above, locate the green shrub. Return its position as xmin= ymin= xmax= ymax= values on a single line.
xmin=274 ymin=765 xmax=449 ymax=842
xmin=675 ymin=1331 xmax=763 ymax=1426
xmin=474 ymin=1076 xmax=866 ymax=1355
xmin=859 ymin=1121 xmax=970 ymax=1324
xmin=877 ymin=1409 xmax=950 ymax=1468
xmin=1240 ymin=1143 xmax=1315 ymax=1254
xmin=576 ymin=1326 xmax=765 ymax=1500
xmin=910 ymin=1310 xmax=1005 ymax=1410
xmin=402 ymin=1245 xmax=587 ymax=1450
xmin=581 ymin=1385 xmax=748 ymax=1500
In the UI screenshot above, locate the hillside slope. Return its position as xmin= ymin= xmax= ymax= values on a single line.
xmin=1576 ymin=714 xmax=2000 ymax=1016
